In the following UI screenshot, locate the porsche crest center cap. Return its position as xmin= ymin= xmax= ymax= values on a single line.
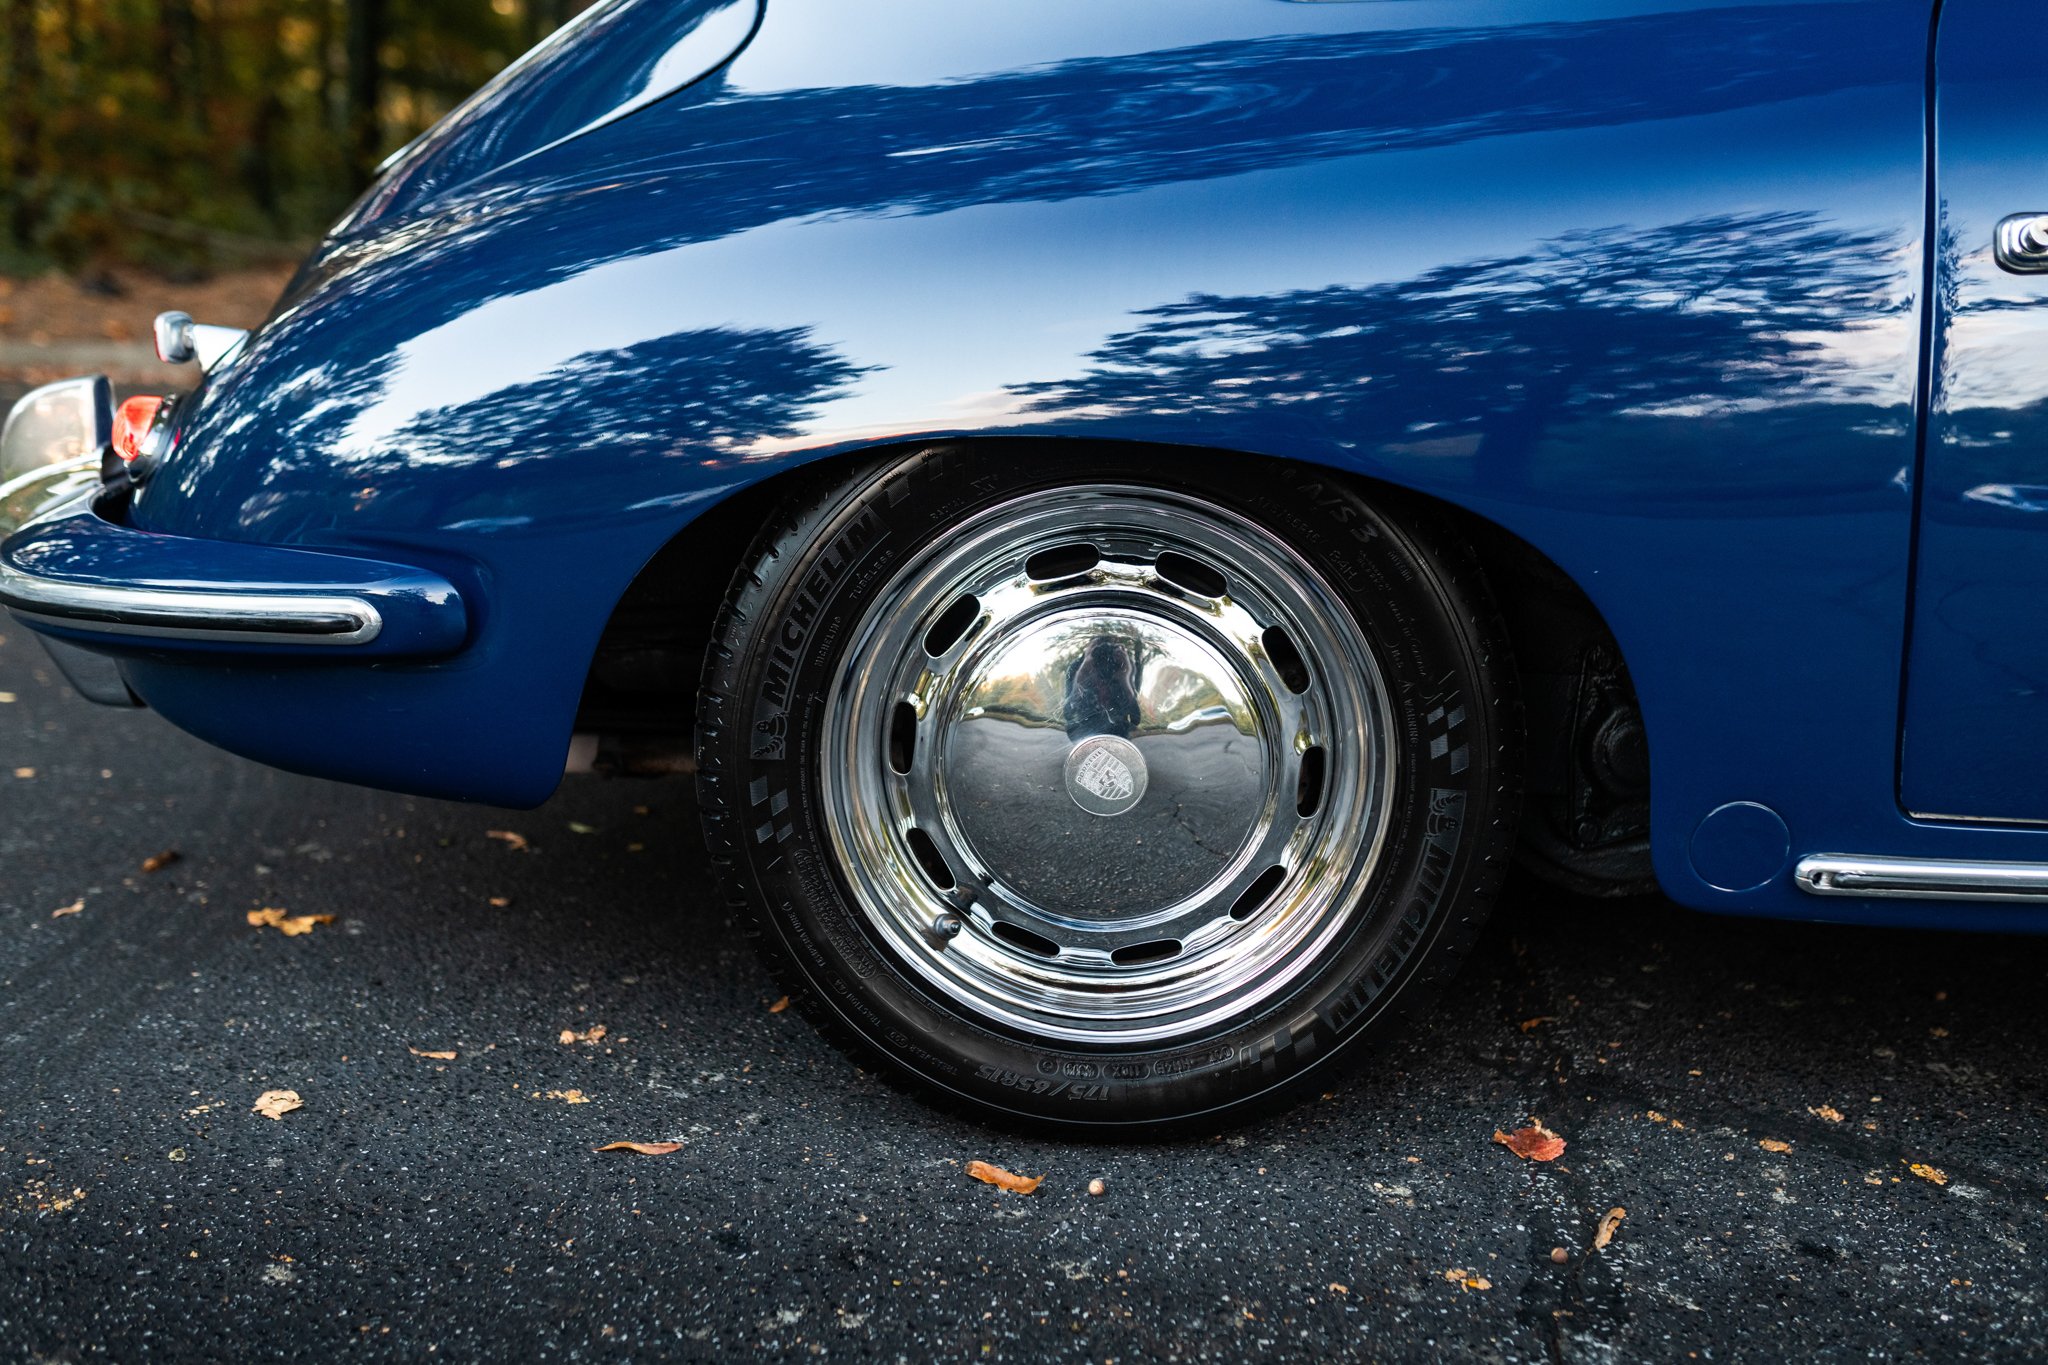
xmin=1063 ymin=734 xmax=1149 ymax=817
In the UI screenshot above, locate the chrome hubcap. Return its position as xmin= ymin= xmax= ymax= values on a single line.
xmin=823 ymin=487 xmax=1395 ymax=1044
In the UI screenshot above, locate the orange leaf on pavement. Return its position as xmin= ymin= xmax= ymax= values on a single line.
xmin=1593 ymin=1206 xmax=1626 ymax=1250
xmin=486 ymin=830 xmax=530 ymax=851
xmin=51 ymin=899 xmax=84 ymax=919
xmin=142 ymin=849 xmax=182 ymax=873
xmin=1759 ymin=1138 xmax=1792 ymax=1153
xmin=558 ymin=1025 xmax=607 ymax=1046
xmin=966 ymin=1160 xmax=1043 ymax=1194
xmin=252 ymin=1090 xmax=302 ymax=1120
xmin=247 ymin=908 xmax=335 ymax=936
xmin=409 ymin=1047 xmax=457 ymax=1060
xmin=1908 ymin=1161 xmax=1948 ymax=1186
xmin=1493 ymin=1122 xmax=1566 ymax=1162
xmin=595 ymin=1141 xmax=685 ymax=1155
xmin=767 ymin=996 xmax=790 ymax=1014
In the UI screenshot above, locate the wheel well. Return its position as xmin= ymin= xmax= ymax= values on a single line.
xmin=1429 ymin=499 xmax=1654 ymax=896
xmin=577 ymin=441 xmax=1652 ymax=893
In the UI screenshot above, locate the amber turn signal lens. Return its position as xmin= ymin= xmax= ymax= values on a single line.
xmin=112 ymin=395 xmax=164 ymax=462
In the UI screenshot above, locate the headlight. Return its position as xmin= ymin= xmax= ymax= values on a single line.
xmin=0 ymin=376 xmax=111 ymax=485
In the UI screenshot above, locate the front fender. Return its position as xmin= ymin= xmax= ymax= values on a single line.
xmin=123 ymin=0 xmax=1942 ymax=906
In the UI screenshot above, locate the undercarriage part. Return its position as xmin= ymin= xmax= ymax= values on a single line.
xmin=562 ymin=731 xmax=697 ymax=778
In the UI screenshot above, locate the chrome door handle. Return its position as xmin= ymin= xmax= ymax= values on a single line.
xmin=1995 ymin=213 xmax=2048 ymax=273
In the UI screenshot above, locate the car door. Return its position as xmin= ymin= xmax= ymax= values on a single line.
xmin=1903 ymin=5 xmax=2048 ymax=822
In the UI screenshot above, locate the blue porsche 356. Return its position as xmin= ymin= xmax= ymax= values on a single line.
xmin=1 ymin=0 xmax=2039 ymax=1126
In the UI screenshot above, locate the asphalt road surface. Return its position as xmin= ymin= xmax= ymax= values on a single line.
xmin=3 ymin=624 xmax=2046 ymax=1363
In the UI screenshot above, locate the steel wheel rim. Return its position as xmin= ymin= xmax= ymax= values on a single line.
xmin=822 ymin=485 xmax=1397 ymax=1045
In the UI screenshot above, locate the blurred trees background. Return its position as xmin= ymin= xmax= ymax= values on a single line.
xmin=0 ymin=0 xmax=589 ymax=278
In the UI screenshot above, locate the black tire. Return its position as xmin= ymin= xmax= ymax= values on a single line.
xmin=696 ymin=442 xmax=1519 ymax=1129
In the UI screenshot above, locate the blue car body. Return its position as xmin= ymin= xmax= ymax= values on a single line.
xmin=5 ymin=0 xmax=2045 ymax=929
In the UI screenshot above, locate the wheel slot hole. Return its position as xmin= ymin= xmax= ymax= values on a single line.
xmin=1024 ymin=543 xmax=1100 ymax=581
xmin=887 ymin=701 xmax=917 ymax=775
xmin=923 ymin=594 xmax=981 ymax=656
xmin=991 ymin=920 xmax=1061 ymax=958
xmin=903 ymin=826 xmax=955 ymax=891
xmin=1262 ymin=625 xmax=1312 ymax=694
xmin=1110 ymin=938 xmax=1182 ymax=967
xmin=1154 ymin=551 xmax=1227 ymax=599
xmin=1229 ymin=864 xmax=1288 ymax=921
xmin=1296 ymin=745 xmax=1326 ymax=818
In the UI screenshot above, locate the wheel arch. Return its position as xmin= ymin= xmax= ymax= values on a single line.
xmin=580 ymin=436 xmax=1652 ymax=894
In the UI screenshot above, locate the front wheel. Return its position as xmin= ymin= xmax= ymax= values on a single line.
xmin=697 ymin=444 xmax=1518 ymax=1128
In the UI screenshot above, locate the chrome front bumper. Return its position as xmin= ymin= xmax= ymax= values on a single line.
xmin=1 ymin=377 xmax=469 ymax=662
xmin=0 ymin=495 xmax=388 ymax=647
xmin=1 ymin=483 xmax=468 ymax=655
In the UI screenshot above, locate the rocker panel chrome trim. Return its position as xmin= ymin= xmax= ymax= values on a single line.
xmin=1794 ymin=854 xmax=2048 ymax=902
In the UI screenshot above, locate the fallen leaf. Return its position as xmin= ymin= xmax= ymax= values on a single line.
xmin=567 ymin=821 xmax=598 ymax=835
xmin=1517 ymin=1016 xmax=1555 ymax=1032
xmin=13 ymin=767 xmax=34 ymax=779
xmin=1759 ymin=1138 xmax=1792 ymax=1154
xmin=966 ymin=1160 xmax=1043 ymax=1194
xmin=594 ymin=1141 xmax=685 ymax=1156
xmin=485 ymin=829 xmax=530 ymax=852
xmin=1908 ymin=1161 xmax=1948 ymax=1186
xmin=247 ymin=908 xmax=335 ymax=936
xmin=1442 ymin=1269 xmax=1492 ymax=1291
xmin=1494 ymin=1122 xmax=1566 ymax=1162
xmin=559 ymin=1025 xmax=607 ymax=1046
xmin=533 ymin=1089 xmax=589 ymax=1104
xmin=141 ymin=849 xmax=182 ymax=874
xmin=1593 ymin=1206 xmax=1627 ymax=1250
xmin=1327 ymin=1283 xmax=1348 ymax=1295
xmin=767 ymin=996 xmax=790 ymax=1015
xmin=409 ymin=1047 xmax=458 ymax=1061
xmin=1809 ymin=1105 xmax=1844 ymax=1123
xmin=0 ymin=692 xmax=15 ymax=703
xmin=252 ymin=1090 xmax=302 ymax=1120
xmin=488 ymin=896 xmax=510 ymax=908
xmin=1645 ymin=1110 xmax=1667 ymax=1124
xmin=51 ymin=899 xmax=84 ymax=919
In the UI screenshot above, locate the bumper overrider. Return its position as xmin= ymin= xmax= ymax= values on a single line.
xmin=0 ymin=376 xmax=468 ymax=703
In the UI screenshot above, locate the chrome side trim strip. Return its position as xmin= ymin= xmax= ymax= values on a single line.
xmin=1794 ymin=854 xmax=2048 ymax=902
xmin=0 ymin=560 xmax=383 ymax=645
xmin=1906 ymin=809 xmax=2048 ymax=829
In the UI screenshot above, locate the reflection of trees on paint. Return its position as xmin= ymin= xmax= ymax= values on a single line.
xmin=292 ymin=4 xmax=1912 ymax=324
xmin=163 ymin=323 xmax=869 ymax=539
xmin=1012 ymin=212 xmax=1907 ymax=489
xmin=167 ymin=2 xmax=1927 ymax=526
xmin=389 ymin=325 xmax=872 ymax=468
